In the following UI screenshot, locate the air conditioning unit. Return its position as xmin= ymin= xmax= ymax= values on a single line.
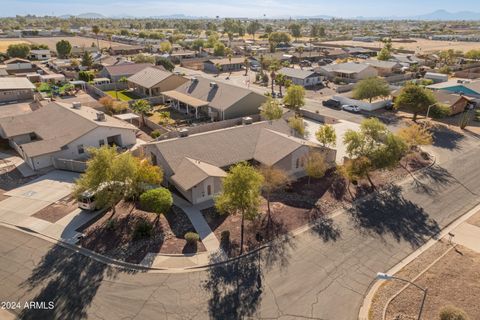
xmin=96 ymin=112 xmax=106 ymax=121
xmin=179 ymin=128 xmax=189 ymax=137
xmin=72 ymin=102 xmax=81 ymax=109
xmin=209 ymin=82 xmax=217 ymax=88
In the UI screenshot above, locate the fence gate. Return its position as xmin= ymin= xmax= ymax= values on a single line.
xmin=53 ymin=158 xmax=87 ymax=173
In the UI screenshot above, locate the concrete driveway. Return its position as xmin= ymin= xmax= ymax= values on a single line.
xmin=0 ymin=170 xmax=78 ymax=227
xmin=304 ymin=118 xmax=360 ymax=164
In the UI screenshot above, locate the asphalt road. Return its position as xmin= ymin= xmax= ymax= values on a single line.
xmin=1 ymin=134 xmax=479 ymax=320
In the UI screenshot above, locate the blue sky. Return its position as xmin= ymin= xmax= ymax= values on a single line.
xmin=2 ymin=0 xmax=480 ymax=18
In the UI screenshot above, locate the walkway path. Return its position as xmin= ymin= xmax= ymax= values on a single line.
xmin=450 ymin=209 xmax=480 ymax=253
xmin=0 ymin=152 xmax=35 ymax=177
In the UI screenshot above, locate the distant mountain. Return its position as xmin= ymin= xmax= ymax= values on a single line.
xmin=412 ymin=10 xmax=480 ymax=21
xmin=76 ymin=12 xmax=106 ymax=19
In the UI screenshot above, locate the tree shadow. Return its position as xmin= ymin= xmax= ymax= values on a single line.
xmin=19 ymin=244 xmax=139 ymax=320
xmin=412 ymin=164 xmax=454 ymax=196
xmin=347 ymin=185 xmax=440 ymax=248
xmin=203 ymin=253 xmax=263 ymax=320
xmin=431 ymin=126 xmax=464 ymax=150
xmin=308 ymin=209 xmax=342 ymax=242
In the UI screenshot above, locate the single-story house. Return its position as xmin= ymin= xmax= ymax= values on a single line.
xmin=279 ymin=67 xmax=323 ymax=87
xmin=4 ymin=58 xmax=35 ymax=74
xmin=315 ymin=62 xmax=378 ymax=82
xmin=142 ymin=119 xmax=336 ymax=204
xmin=0 ymin=101 xmax=137 ymax=171
xmin=29 ymin=50 xmax=51 ymax=61
xmin=0 ymin=77 xmax=35 ymax=104
xmin=98 ymin=63 xmax=155 ymax=83
xmin=321 ymin=48 xmax=349 ymax=60
xmin=432 ymin=90 xmax=474 ymax=115
xmin=127 ymin=67 xmax=189 ymax=97
xmin=390 ymin=54 xmax=421 ymax=67
xmin=365 ymin=59 xmax=403 ymax=76
xmin=427 ymin=80 xmax=480 ymax=98
xmin=70 ymin=46 xmax=100 ymax=58
xmin=162 ymin=76 xmax=267 ymax=121
xmin=40 ymin=73 xmax=65 ymax=84
xmin=203 ymin=57 xmax=245 ymax=73
xmin=109 ymin=45 xmax=144 ymax=56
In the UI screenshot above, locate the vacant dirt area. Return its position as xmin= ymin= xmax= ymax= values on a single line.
xmin=80 ymin=201 xmax=205 ymax=263
xmin=370 ymin=241 xmax=480 ymax=320
xmin=322 ymin=38 xmax=480 ymax=53
xmin=0 ymin=36 xmax=130 ymax=52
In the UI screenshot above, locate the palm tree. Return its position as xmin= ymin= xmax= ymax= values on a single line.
xmin=297 ymin=46 xmax=304 ymax=69
xmin=130 ymin=99 xmax=151 ymax=126
xmin=244 ymin=57 xmax=249 ymax=76
xmin=92 ymin=25 xmax=101 ymax=50
xmin=269 ymin=60 xmax=280 ymax=96
xmin=276 ymin=73 xmax=286 ymax=97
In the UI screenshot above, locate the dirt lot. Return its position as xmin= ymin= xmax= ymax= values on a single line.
xmin=202 ymin=151 xmax=432 ymax=257
xmin=79 ymin=201 xmax=206 ymax=263
xmin=32 ymin=195 xmax=78 ymax=223
xmin=322 ymin=38 xmax=480 ymax=53
xmin=0 ymin=36 xmax=130 ymax=52
xmin=370 ymin=241 xmax=480 ymax=320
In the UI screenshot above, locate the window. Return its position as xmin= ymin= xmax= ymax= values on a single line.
xmin=150 ymin=152 xmax=157 ymax=165
xmin=99 ymin=139 xmax=105 ymax=146
xmin=295 ymin=158 xmax=300 ymax=169
xmin=207 ymin=185 xmax=212 ymax=196
xmin=77 ymin=144 xmax=85 ymax=154
xmin=300 ymin=157 xmax=305 ymax=167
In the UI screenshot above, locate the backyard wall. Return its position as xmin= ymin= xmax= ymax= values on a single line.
xmin=333 ymin=95 xmax=390 ymax=111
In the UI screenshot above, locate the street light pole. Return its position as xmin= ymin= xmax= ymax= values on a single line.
xmin=376 ymin=272 xmax=428 ymax=320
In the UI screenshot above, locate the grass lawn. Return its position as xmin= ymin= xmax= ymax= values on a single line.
xmin=104 ymin=90 xmax=141 ymax=102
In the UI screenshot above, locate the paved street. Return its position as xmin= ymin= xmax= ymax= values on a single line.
xmin=0 ymin=132 xmax=479 ymax=319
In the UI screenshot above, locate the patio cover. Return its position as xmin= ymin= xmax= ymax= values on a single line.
xmin=162 ymin=90 xmax=209 ymax=108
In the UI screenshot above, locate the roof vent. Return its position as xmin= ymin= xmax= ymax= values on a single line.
xmin=96 ymin=112 xmax=106 ymax=121
xmin=210 ymin=82 xmax=217 ymax=88
xmin=242 ymin=116 xmax=253 ymax=125
xmin=179 ymin=128 xmax=189 ymax=137
xmin=72 ymin=102 xmax=81 ymax=109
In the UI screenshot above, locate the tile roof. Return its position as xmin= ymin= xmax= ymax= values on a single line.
xmin=0 ymin=102 xmax=136 ymax=157
xmin=128 ymin=67 xmax=182 ymax=89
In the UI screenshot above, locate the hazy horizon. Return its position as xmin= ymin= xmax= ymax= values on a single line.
xmin=2 ymin=0 xmax=480 ymax=19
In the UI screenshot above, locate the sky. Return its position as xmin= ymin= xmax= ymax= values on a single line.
xmin=1 ymin=0 xmax=480 ymax=18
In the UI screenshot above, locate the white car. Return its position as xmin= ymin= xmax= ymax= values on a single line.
xmin=342 ymin=104 xmax=361 ymax=113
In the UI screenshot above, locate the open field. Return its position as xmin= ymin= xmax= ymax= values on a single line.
xmin=0 ymin=39 xmax=30 ymax=52
xmin=0 ymin=36 xmax=131 ymax=53
xmin=322 ymin=38 xmax=480 ymax=53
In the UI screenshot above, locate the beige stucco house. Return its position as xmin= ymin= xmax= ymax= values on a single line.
xmin=127 ymin=67 xmax=189 ymax=97
xmin=315 ymin=62 xmax=378 ymax=82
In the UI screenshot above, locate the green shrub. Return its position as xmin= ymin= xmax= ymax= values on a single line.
xmin=438 ymin=66 xmax=451 ymax=75
xmin=185 ymin=232 xmax=200 ymax=244
xmin=105 ymin=218 xmax=116 ymax=230
xmin=139 ymin=188 xmax=173 ymax=214
xmin=133 ymin=219 xmax=153 ymax=240
xmin=151 ymin=130 xmax=162 ymax=138
xmin=430 ymin=104 xmax=451 ymax=119
xmin=439 ymin=305 xmax=469 ymax=320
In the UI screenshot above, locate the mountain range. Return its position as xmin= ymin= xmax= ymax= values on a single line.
xmin=56 ymin=10 xmax=480 ymax=20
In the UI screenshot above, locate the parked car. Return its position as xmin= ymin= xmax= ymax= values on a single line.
xmin=384 ymin=101 xmax=394 ymax=110
xmin=250 ymin=65 xmax=261 ymax=72
xmin=342 ymin=104 xmax=361 ymax=113
xmin=300 ymin=60 xmax=312 ymax=67
xmin=322 ymin=99 xmax=341 ymax=109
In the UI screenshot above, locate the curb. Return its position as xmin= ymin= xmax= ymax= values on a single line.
xmin=358 ymin=201 xmax=480 ymax=320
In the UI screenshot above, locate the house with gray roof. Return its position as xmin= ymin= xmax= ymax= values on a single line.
xmin=315 ymin=62 xmax=378 ymax=82
xmin=203 ymin=57 xmax=246 ymax=73
xmin=0 ymin=102 xmax=137 ymax=171
xmin=279 ymin=67 xmax=323 ymax=87
xmin=0 ymin=78 xmax=35 ymax=104
xmin=162 ymin=76 xmax=267 ymax=121
xmin=127 ymin=67 xmax=189 ymax=97
xmin=143 ymin=119 xmax=336 ymax=204
xmin=365 ymin=59 xmax=403 ymax=76
xmin=98 ymin=63 xmax=157 ymax=83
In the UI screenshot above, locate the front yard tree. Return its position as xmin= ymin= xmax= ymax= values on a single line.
xmin=56 ymin=40 xmax=72 ymax=58
xmin=259 ymin=166 xmax=289 ymax=227
xmin=81 ymin=51 xmax=93 ymax=67
xmin=353 ymin=77 xmax=391 ymax=103
xmin=283 ymin=85 xmax=305 ymax=112
xmin=247 ymin=20 xmax=261 ymax=41
xmin=260 ymin=97 xmax=283 ymax=120
xmin=269 ymin=59 xmax=281 ymax=95
xmin=377 ymin=38 xmax=393 ymax=61
xmin=315 ymin=124 xmax=337 ymax=148
xmin=288 ymin=23 xmax=302 ymax=41
xmin=397 ymin=123 xmax=433 ymax=150
xmin=92 ymin=25 xmax=101 ymax=49
xmin=7 ymin=43 xmax=30 ymax=58
xmin=395 ymin=83 xmax=436 ymax=121
xmin=288 ymin=116 xmax=306 ymax=138
xmin=131 ymin=99 xmax=151 ymax=126
xmin=305 ymin=151 xmax=327 ymax=185
xmin=215 ymin=162 xmax=264 ymax=255
xmin=155 ymin=57 xmax=175 ymax=72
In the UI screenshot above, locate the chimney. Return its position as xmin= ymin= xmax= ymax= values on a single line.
xmin=209 ymin=82 xmax=217 ymax=88
xmin=72 ymin=102 xmax=81 ymax=109
xmin=179 ymin=128 xmax=189 ymax=137
xmin=96 ymin=112 xmax=106 ymax=121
